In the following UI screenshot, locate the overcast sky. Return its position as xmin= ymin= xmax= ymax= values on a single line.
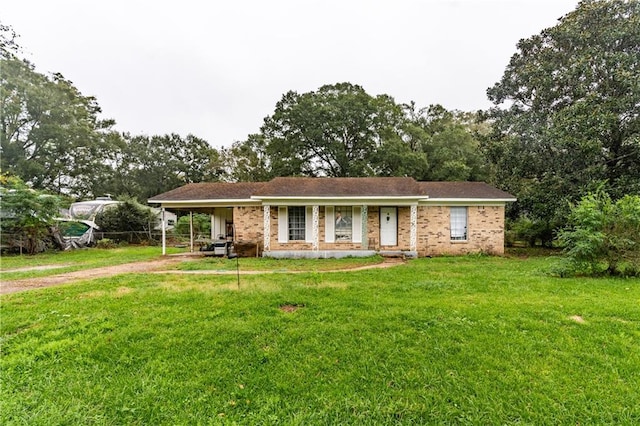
xmin=4 ymin=0 xmax=580 ymax=148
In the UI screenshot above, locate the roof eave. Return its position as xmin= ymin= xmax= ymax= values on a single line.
xmin=421 ymin=198 xmax=516 ymax=204
xmin=253 ymin=195 xmax=427 ymax=206
xmin=147 ymin=198 xmax=258 ymax=207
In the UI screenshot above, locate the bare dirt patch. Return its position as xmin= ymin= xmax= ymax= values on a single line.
xmin=279 ymin=303 xmax=304 ymax=313
xmin=569 ymin=315 xmax=586 ymax=324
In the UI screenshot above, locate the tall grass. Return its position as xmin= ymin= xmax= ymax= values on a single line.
xmin=2 ymin=256 xmax=639 ymax=424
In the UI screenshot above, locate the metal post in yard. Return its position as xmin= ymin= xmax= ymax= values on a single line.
xmin=189 ymin=211 xmax=194 ymax=253
xmin=161 ymin=207 xmax=166 ymax=256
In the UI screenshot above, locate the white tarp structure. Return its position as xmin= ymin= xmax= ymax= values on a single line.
xmin=54 ymin=196 xmax=119 ymax=249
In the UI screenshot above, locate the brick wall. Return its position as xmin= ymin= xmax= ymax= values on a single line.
xmin=419 ymin=205 xmax=505 ymax=256
xmin=397 ymin=207 xmax=411 ymax=250
xmin=268 ymin=206 xmax=311 ymax=251
xmin=366 ymin=206 xmax=379 ymax=250
xmin=365 ymin=207 xmax=413 ymax=251
xmin=266 ymin=206 xmax=368 ymax=251
xmin=245 ymin=203 xmax=506 ymax=256
xmin=233 ymin=206 xmax=263 ymax=242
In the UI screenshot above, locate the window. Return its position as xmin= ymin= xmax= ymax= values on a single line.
xmin=450 ymin=207 xmax=467 ymax=240
xmin=288 ymin=206 xmax=306 ymax=241
xmin=325 ymin=206 xmax=362 ymax=243
xmin=334 ymin=206 xmax=353 ymax=242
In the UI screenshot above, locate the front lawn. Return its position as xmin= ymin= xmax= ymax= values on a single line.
xmin=0 ymin=246 xmax=186 ymax=281
xmin=1 ymin=255 xmax=639 ymax=424
xmin=174 ymin=255 xmax=385 ymax=272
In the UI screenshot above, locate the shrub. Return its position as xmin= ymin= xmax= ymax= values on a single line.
xmin=556 ymin=191 xmax=640 ymax=276
xmin=95 ymin=197 xmax=158 ymax=243
xmin=175 ymin=213 xmax=212 ymax=237
xmin=506 ymin=217 xmax=558 ymax=248
xmin=96 ymin=238 xmax=117 ymax=249
xmin=0 ymin=174 xmax=60 ymax=254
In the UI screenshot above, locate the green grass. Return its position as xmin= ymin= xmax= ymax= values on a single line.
xmin=175 ymin=255 xmax=384 ymax=272
xmin=2 ymin=255 xmax=639 ymax=424
xmin=0 ymin=246 xmax=186 ymax=280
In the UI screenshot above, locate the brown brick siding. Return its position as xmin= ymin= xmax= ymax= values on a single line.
xmin=367 ymin=206 xmax=380 ymax=250
xmin=233 ymin=206 xmax=263 ymax=242
xmin=419 ymin=205 xmax=505 ymax=256
xmin=266 ymin=206 xmax=368 ymax=251
xmin=239 ymin=204 xmax=506 ymax=256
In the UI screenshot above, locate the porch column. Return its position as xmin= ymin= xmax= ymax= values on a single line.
xmin=361 ymin=205 xmax=368 ymax=250
xmin=161 ymin=207 xmax=166 ymax=256
xmin=189 ymin=211 xmax=194 ymax=253
xmin=210 ymin=213 xmax=215 ymax=240
xmin=410 ymin=205 xmax=418 ymax=252
xmin=263 ymin=205 xmax=271 ymax=251
xmin=312 ymin=205 xmax=319 ymax=250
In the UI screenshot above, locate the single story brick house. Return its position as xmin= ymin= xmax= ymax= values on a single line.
xmin=148 ymin=177 xmax=515 ymax=258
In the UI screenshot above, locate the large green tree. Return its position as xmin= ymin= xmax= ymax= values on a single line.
xmin=406 ymin=104 xmax=489 ymax=182
xmin=233 ymin=83 xmax=489 ymax=181
xmin=485 ymin=0 xmax=640 ymax=231
xmin=260 ymin=82 xmax=407 ymax=177
xmin=101 ymin=133 xmax=224 ymax=200
xmin=222 ymin=134 xmax=273 ymax=182
xmin=1 ymin=25 xmax=226 ymax=200
xmin=1 ymin=46 xmax=118 ymax=198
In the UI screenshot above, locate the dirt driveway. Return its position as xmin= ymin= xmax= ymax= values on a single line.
xmin=1 ymin=257 xmax=404 ymax=295
xmin=1 ymin=257 xmax=185 ymax=295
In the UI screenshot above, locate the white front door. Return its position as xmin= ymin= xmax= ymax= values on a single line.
xmin=380 ymin=207 xmax=397 ymax=246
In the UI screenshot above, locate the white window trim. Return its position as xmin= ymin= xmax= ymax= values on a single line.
xmin=305 ymin=206 xmax=313 ymax=243
xmin=278 ymin=206 xmax=310 ymax=243
xmin=325 ymin=206 xmax=335 ymax=243
xmin=325 ymin=205 xmax=362 ymax=244
xmin=278 ymin=206 xmax=288 ymax=243
xmin=450 ymin=206 xmax=468 ymax=241
xmin=352 ymin=206 xmax=362 ymax=243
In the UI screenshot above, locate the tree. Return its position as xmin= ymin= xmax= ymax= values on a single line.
xmin=1 ymin=47 xmax=119 ymax=198
xmin=222 ymin=134 xmax=273 ymax=182
xmin=175 ymin=213 xmax=211 ymax=237
xmin=557 ymin=190 xmax=640 ymax=276
xmin=0 ymin=23 xmax=20 ymax=57
xmin=101 ymin=133 xmax=224 ymax=200
xmin=485 ymin=0 xmax=640 ymax=232
xmin=412 ymin=105 xmax=489 ymax=182
xmin=94 ymin=196 xmax=158 ymax=242
xmin=0 ymin=174 xmax=60 ymax=254
xmin=261 ymin=82 xmax=406 ymax=177
xmin=232 ymin=85 xmax=490 ymax=182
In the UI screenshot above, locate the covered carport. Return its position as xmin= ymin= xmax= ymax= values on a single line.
xmin=148 ymin=182 xmax=264 ymax=255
